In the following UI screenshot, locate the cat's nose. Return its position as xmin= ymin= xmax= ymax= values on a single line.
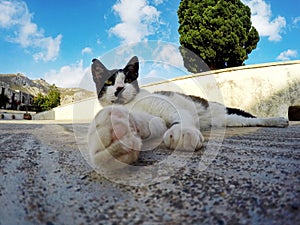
xmin=115 ymin=87 xmax=124 ymax=97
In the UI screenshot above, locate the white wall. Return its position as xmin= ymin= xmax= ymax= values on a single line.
xmin=33 ymin=60 xmax=300 ymax=121
xmin=33 ymin=97 xmax=101 ymax=122
xmin=54 ymin=97 xmax=101 ymax=122
xmin=143 ymin=60 xmax=300 ymax=118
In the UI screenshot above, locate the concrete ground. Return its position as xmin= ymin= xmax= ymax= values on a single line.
xmin=0 ymin=120 xmax=299 ymax=225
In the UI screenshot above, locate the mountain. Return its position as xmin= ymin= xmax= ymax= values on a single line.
xmin=0 ymin=73 xmax=96 ymax=106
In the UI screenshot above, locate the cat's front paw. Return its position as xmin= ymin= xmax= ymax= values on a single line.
xmin=163 ymin=124 xmax=204 ymax=150
xmin=88 ymin=106 xmax=142 ymax=169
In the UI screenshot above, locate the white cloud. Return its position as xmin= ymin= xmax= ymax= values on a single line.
xmin=32 ymin=35 xmax=62 ymax=61
xmin=145 ymin=69 xmax=159 ymax=77
xmin=96 ymin=38 xmax=102 ymax=45
xmin=243 ymin=0 xmax=286 ymax=42
xmin=293 ymin=17 xmax=300 ymax=25
xmin=152 ymin=0 xmax=163 ymax=5
xmin=0 ymin=0 xmax=21 ymax=27
xmin=276 ymin=49 xmax=298 ymax=61
xmin=45 ymin=60 xmax=94 ymax=90
xmin=153 ymin=44 xmax=184 ymax=69
xmin=81 ymin=47 xmax=93 ymax=55
xmin=0 ymin=0 xmax=62 ymax=61
xmin=109 ymin=0 xmax=161 ymax=44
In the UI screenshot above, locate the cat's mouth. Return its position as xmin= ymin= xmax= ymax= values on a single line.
xmin=112 ymin=94 xmax=130 ymax=104
xmin=112 ymin=94 xmax=133 ymax=105
xmin=112 ymin=98 xmax=125 ymax=104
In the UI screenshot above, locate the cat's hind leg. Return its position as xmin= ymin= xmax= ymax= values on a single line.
xmin=225 ymin=114 xmax=289 ymax=128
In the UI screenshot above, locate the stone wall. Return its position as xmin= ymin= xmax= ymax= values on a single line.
xmin=144 ymin=60 xmax=300 ymax=118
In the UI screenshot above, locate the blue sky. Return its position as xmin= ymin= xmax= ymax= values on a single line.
xmin=0 ymin=0 xmax=299 ymax=89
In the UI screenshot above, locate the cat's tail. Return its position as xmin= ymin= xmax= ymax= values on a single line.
xmin=226 ymin=107 xmax=256 ymax=118
xmin=225 ymin=108 xmax=289 ymax=127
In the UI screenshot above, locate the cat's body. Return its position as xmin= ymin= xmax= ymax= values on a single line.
xmin=88 ymin=56 xmax=289 ymax=169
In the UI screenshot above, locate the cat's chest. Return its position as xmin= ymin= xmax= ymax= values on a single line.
xmin=123 ymin=90 xmax=156 ymax=110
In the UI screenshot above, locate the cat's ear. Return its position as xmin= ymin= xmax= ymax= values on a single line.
xmin=124 ymin=56 xmax=139 ymax=78
xmin=91 ymin=58 xmax=109 ymax=95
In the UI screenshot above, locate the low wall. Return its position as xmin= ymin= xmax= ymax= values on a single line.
xmin=33 ymin=60 xmax=300 ymax=121
xmin=33 ymin=97 xmax=101 ymax=122
xmin=32 ymin=110 xmax=55 ymax=120
xmin=218 ymin=61 xmax=300 ymax=118
xmin=54 ymin=97 xmax=101 ymax=122
xmin=144 ymin=60 xmax=300 ymax=118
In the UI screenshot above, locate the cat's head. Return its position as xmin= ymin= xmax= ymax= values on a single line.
xmin=91 ymin=56 xmax=140 ymax=106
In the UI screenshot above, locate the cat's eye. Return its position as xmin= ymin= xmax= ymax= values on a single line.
xmin=105 ymin=80 xmax=113 ymax=85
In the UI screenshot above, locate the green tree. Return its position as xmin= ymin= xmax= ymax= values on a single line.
xmin=33 ymin=93 xmax=46 ymax=110
xmin=33 ymin=85 xmax=61 ymax=111
xmin=178 ymin=0 xmax=260 ymax=71
xmin=44 ymin=85 xmax=61 ymax=110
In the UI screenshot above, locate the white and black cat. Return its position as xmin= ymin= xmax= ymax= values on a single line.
xmin=88 ymin=56 xmax=289 ymax=169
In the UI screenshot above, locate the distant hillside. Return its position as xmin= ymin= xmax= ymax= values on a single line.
xmin=0 ymin=73 xmax=96 ymax=106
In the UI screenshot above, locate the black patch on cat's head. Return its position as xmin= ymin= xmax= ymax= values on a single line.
xmin=123 ymin=56 xmax=139 ymax=83
xmin=91 ymin=58 xmax=117 ymax=97
xmin=91 ymin=56 xmax=139 ymax=99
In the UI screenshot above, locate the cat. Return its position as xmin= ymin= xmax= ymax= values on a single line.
xmin=88 ymin=56 xmax=289 ymax=169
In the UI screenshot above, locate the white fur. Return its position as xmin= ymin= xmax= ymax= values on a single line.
xmin=88 ymin=62 xmax=289 ymax=169
xmin=225 ymin=114 xmax=289 ymax=127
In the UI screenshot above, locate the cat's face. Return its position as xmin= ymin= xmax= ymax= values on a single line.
xmin=91 ymin=56 xmax=140 ymax=106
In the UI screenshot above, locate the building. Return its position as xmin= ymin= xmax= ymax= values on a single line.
xmin=0 ymin=82 xmax=34 ymax=110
